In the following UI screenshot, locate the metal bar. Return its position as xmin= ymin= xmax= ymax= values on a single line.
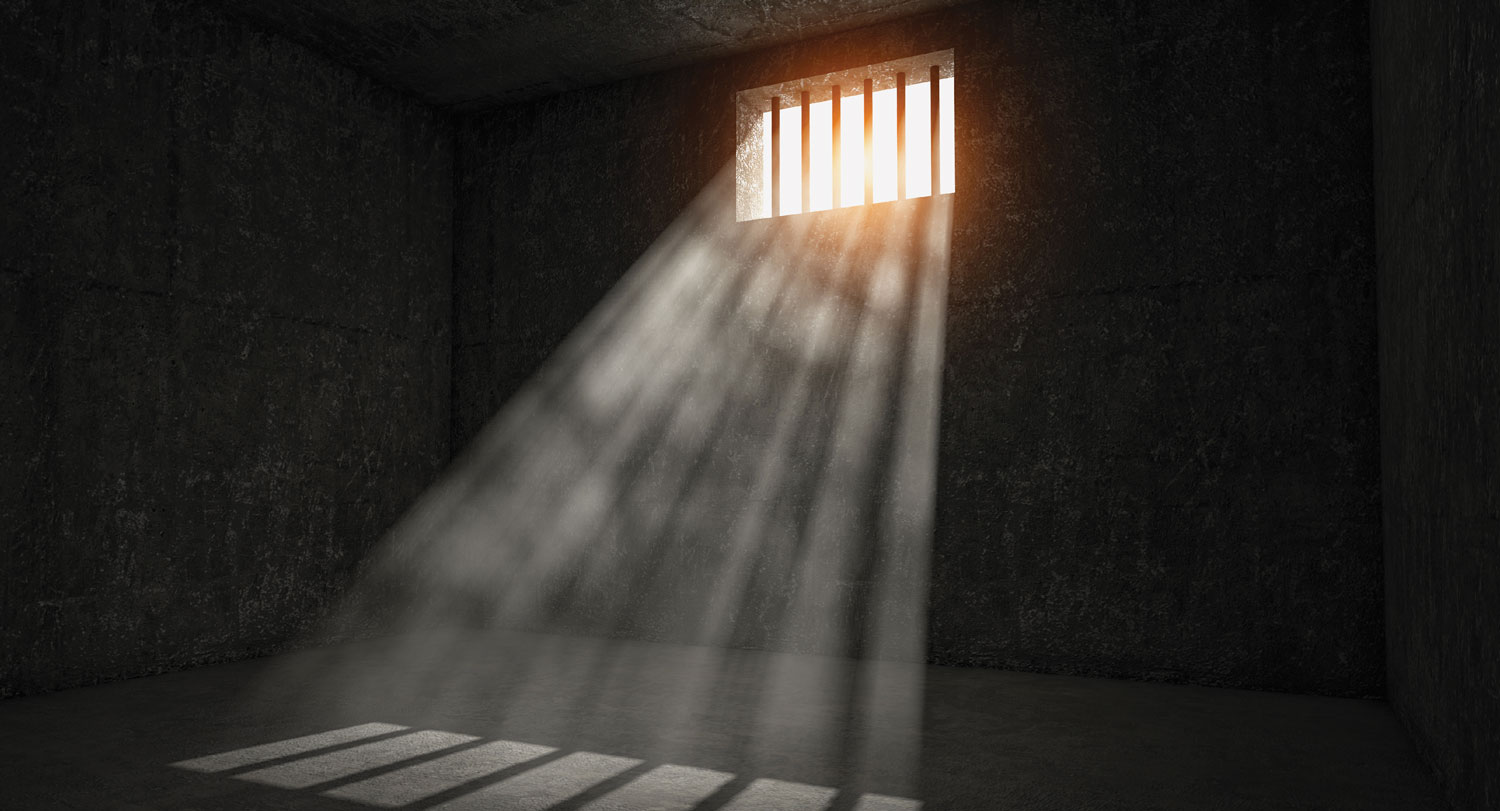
xmin=896 ymin=71 xmax=906 ymax=200
xmin=863 ymin=78 xmax=873 ymax=205
xmin=801 ymin=90 xmax=811 ymax=213
xmin=931 ymin=65 xmax=941 ymax=196
xmin=771 ymin=96 xmax=780 ymax=216
xmin=831 ymin=85 xmax=841 ymax=209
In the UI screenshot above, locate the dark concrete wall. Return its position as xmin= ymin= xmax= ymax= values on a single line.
xmin=0 ymin=0 xmax=453 ymax=697
xmin=455 ymin=1 xmax=1383 ymax=695
xmin=1372 ymin=1 xmax=1499 ymax=808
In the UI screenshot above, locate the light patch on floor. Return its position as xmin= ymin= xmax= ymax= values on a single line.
xmin=174 ymin=724 xmax=921 ymax=810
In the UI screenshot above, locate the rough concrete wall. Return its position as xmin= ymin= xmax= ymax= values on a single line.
xmin=933 ymin=2 xmax=1382 ymax=697
xmin=1372 ymin=1 xmax=1500 ymax=808
xmin=454 ymin=0 xmax=1382 ymax=695
xmin=0 ymin=0 xmax=453 ymax=697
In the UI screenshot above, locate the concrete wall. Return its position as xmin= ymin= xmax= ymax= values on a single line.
xmin=1372 ymin=1 xmax=1500 ymax=808
xmin=0 ymin=0 xmax=453 ymax=697
xmin=454 ymin=1 xmax=1384 ymax=696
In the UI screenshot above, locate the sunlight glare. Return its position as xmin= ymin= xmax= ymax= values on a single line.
xmin=760 ymin=110 xmax=772 ymax=219
xmin=779 ymin=103 xmax=802 ymax=216
xmin=871 ymin=86 xmax=897 ymax=203
xmin=906 ymin=81 xmax=932 ymax=198
xmin=808 ymin=98 xmax=833 ymax=212
xmin=939 ymin=76 xmax=954 ymax=194
xmin=759 ymin=76 xmax=952 ymax=216
xmin=903 ymin=77 xmax=955 ymax=198
xmin=840 ymin=92 xmax=864 ymax=207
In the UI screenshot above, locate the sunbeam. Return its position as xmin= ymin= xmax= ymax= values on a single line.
xmin=221 ymin=162 xmax=953 ymax=809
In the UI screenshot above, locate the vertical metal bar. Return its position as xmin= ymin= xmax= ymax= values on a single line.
xmin=831 ymin=85 xmax=841 ymax=209
xmin=771 ymin=96 xmax=780 ymax=216
xmin=931 ymin=65 xmax=941 ymax=196
xmin=801 ymin=90 xmax=811 ymax=214
xmin=863 ymin=78 xmax=873 ymax=205
xmin=896 ymin=71 xmax=906 ymax=200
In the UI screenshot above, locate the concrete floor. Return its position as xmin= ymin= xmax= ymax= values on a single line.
xmin=0 ymin=630 xmax=1446 ymax=810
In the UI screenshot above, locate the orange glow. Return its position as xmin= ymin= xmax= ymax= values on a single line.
xmin=871 ymin=86 xmax=898 ymax=203
xmin=839 ymin=93 xmax=864 ymax=206
xmin=760 ymin=109 xmax=772 ymax=219
xmin=758 ymin=76 xmax=953 ymax=217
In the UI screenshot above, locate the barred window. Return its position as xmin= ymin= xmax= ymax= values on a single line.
xmin=736 ymin=50 xmax=955 ymax=221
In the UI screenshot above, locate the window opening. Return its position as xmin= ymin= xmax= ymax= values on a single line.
xmin=736 ymin=50 xmax=955 ymax=221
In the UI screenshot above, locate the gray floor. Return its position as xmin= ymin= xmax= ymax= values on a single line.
xmin=0 ymin=630 xmax=1446 ymax=810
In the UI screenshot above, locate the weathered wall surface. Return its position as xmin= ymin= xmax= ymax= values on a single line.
xmin=455 ymin=1 xmax=1384 ymax=695
xmin=0 ymin=0 xmax=453 ymax=697
xmin=1372 ymin=1 xmax=1500 ymax=808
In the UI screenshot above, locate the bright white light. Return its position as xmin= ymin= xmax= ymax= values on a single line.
xmin=808 ymin=98 xmax=833 ymax=212
xmin=760 ymin=110 xmax=772 ymax=219
xmin=905 ymin=81 xmax=931 ymax=198
xmin=939 ymin=76 xmax=955 ymax=194
xmin=778 ymin=103 xmax=802 ymax=216
xmin=871 ymin=86 xmax=898 ymax=203
xmin=898 ymin=77 xmax=956 ymax=199
xmin=756 ymin=77 xmax=954 ymax=216
xmin=840 ymin=92 xmax=865 ymax=206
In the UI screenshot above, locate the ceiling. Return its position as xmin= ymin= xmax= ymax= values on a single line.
xmin=216 ymin=0 xmax=968 ymax=111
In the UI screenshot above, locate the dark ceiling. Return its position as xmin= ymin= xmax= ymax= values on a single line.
xmin=216 ymin=0 xmax=969 ymax=111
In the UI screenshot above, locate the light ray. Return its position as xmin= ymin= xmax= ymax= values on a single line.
xmin=241 ymin=164 xmax=952 ymax=807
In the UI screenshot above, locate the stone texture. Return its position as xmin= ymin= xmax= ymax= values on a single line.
xmin=1372 ymin=0 xmax=1500 ymax=808
xmin=213 ymin=0 xmax=974 ymax=109
xmin=454 ymin=1 xmax=1384 ymax=696
xmin=0 ymin=0 xmax=453 ymax=697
